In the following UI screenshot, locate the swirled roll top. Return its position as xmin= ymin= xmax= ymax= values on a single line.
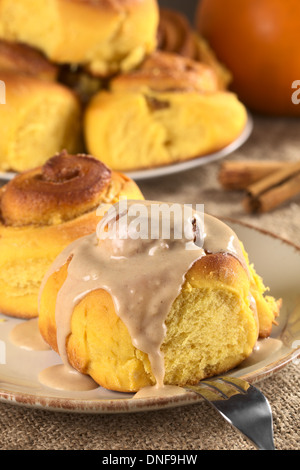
xmin=0 ymin=152 xmax=113 ymax=226
xmin=157 ymin=8 xmax=232 ymax=90
xmin=0 ymin=152 xmax=144 ymax=319
xmin=158 ymin=8 xmax=200 ymax=59
xmin=110 ymin=51 xmax=220 ymax=94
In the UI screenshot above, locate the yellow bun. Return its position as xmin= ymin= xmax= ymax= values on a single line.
xmin=0 ymin=152 xmax=144 ymax=319
xmin=84 ymin=89 xmax=247 ymax=172
xmin=39 ymin=239 xmax=279 ymax=393
xmin=0 ymin=0 xmax=159 ymax=77
xmin=0 ymin=71 xmax=82 ymax=172
xmin=84 ymin=52 xmax=247 ymax=172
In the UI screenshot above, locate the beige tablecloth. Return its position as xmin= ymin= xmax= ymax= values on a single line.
xmin=0 ymin=115 xmax=299 ymax=450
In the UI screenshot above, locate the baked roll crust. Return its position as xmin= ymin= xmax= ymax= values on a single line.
xmin=0 ymin=71 xmax=82 ymax=172
xmin=1 ymin=151 xmax=112 ymax=226
xmin=84 ymin=52 xmax=247 ymax=172
xmin=110 ymin=51 xmax=220 ymax=94
xmin=0 ymin=0 xmax=159 ymax=77
xmin=0 ymin=152 xmax=144 ymax=319
xmin=157 ymin=8 xmax=232 ymax=90
xmin=0 ymin=39 xmax=58 ymax=81
xmin=158 ymin=8 xmax=200 ymax=60
xmin=0 ymin=36 xmax=103 ymax=106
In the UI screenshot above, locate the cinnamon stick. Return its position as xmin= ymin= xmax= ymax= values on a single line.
xmin=218 ymin=160 xmax=293 ymax=190
xmin=243 ymin=160 xmax=300 ymax=213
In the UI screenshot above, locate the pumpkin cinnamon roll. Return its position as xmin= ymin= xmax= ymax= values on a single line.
xmin=38 ymin=201 xmax=280 ymax=392
xmin=0 ymin=151 xmax=144 ymax=319
xmin=84 ymin=51 xmax=247 ymax=172
xmin=157 ymin=8 xmax=232 ymax=90
xmin=157 ymin=8 xmax=201 ymax=60
xmin=0 ymin=0 xmax=159 ymax=77
xmin=0 ymin=71 xmax=82 ymax=172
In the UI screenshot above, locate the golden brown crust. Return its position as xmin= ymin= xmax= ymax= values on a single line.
xmin=0 ymin=151 xmax=112 ymax=226
xmin=0 ymin=153 xmax=144 ymax=319
xmin=157 ymin=8 xmax=232 ymax=90
xmin=186 ymin=252 xmax=249 ymax=289
xmin=111 ymin=51 xmax=219 ymax=93
xmin=0 ymin=0 xmax=159 ymax=76
xmin=0 ymin=69 xmax=78 ymax=99
xmin=157 ymin=8 xmax=199 ymax=59
xmin=0 ymin=39 xmax=58 ymax=80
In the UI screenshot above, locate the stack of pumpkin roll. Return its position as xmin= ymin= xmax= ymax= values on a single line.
xmin=0 ymin=2 xmax=281 ymax=395
xmin=0 ymin=1 xmax=247 ymax=173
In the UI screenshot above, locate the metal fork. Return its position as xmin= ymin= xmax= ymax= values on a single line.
xmin=185 ymin=376 xmax=275 ymax=450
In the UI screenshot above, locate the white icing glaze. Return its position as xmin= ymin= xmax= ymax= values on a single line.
xmin=38 ymin=201 xmax=249 ymax=390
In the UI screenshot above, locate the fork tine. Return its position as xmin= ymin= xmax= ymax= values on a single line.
xmin=186 ymin=377 xmax=276 ymax=450
xmin=218 ymin=376 xmax=251 ymax=392
xmin=201 ymin=379 xmax=243 ymax=399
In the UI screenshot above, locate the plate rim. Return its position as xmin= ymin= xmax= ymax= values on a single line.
xmin=0 ymin=218 xmax=299 ymax=414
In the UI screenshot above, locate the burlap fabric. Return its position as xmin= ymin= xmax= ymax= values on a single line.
xmin=0 ymin=115 xmax=299 ymax=450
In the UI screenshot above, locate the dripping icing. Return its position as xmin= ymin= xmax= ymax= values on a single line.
xmin=38 ymin=201 xmax=249 ymax=389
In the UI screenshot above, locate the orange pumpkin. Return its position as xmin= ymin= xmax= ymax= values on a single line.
xmin=196 ymin=0 xmax=300 ymax=116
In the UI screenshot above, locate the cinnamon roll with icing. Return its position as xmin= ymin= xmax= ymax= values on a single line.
xmin=38 ymin=200 xmax=280 ymax=393
xmin=84 ymin=51 xmax=247 ymax=172
xmin=0 ymin=152 xmax=144 ymax=319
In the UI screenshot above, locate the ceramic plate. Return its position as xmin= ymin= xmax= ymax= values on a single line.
xmin=0 ymin=219 xmax=299 ymax=414
xmin=0 ymin=114 xmax=253 ymax=184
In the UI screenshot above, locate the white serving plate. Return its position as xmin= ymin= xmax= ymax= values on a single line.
xmin=0 ymin=219 xmax=299 ymax=414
